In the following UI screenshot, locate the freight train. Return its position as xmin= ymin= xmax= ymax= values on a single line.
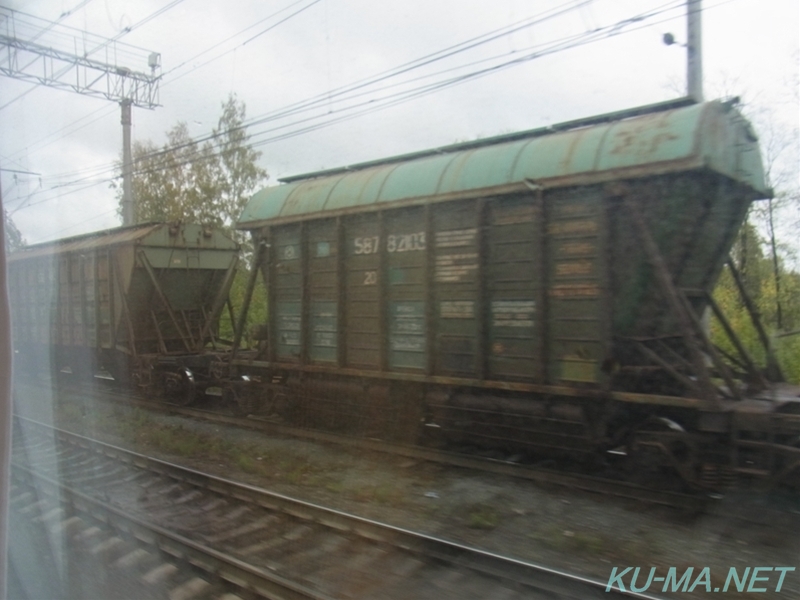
xmin=230 ymin=97 xmax=800 ymax=490
xmin=9 ymin=98 xmax=800 ymax=491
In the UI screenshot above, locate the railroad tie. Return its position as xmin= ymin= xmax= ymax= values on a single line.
xmin=199 ymin=497 xmax=228 ymax=512
xmin=18 ymin=499 xmax=48 ymax=515
xmin=388 ymin=555 xmax=424 ymax=577
xmin=142 ymin=562 xmax=179 ymax=585
xmin=89 ymin=535 xmax=125 ymax=559
xmin=9 ymin=491 xmax=33 ymax=506
xmin=479 ymin=585 xmax=520 ymax=600
xmin=74 ymin=525 xmax=103 ymax=542
xmin=204 ymin=514 xmax=278 ymax=544
xmin=236 ymin=535 xmax=289 ymax=557
xmin=51 ymin=515 xmax=84 ymax=536
xmin=168 ymin=576 xmax=211 ymax=600
xmin=113 ymin=548 xmax=155 ymax=570
xmin=433 ymin=569 xmax=465 ymax=590
xmin=33 ymin=507 xmax=63 ymax=524
xmin=282 ymin=523 xmax=313 ymax=541
xmin=174 ymin=489 xmax=204 ymax=504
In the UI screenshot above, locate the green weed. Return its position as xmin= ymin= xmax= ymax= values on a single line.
xmin=467 ymin=504 xmax=500 ymax=530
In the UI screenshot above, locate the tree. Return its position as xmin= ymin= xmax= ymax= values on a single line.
xmin=214 ymin=97 xmax=267 ymax=230
xmin=118 ymin=94 xmax=267 ymax=236
xmin=3 ymin=210 xmax=25 ymax=252
xmin=116 ymin=95 xmax=271 ymax=345
xmin=690 ymin=74 xmax=800 ymax=383
xmin=712 ymin=225 xmax=800 ymax=384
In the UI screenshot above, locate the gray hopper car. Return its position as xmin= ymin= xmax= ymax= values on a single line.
xmin=8 ymin=222 xmax=239 ymax=402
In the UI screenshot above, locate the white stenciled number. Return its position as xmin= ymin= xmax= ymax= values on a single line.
xmin=387 ymin=232 xmax=426 ymax=253
xmin=363 ymin=271 xmax=378 ymax=285
xmin=354 ymin=236 xmax=380 ymax=255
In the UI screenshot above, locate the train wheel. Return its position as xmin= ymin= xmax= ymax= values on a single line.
xmin=769 ymin=437 xmax=800 ymax=492
xmin=627 ymin=417 xmax=696 ymax=490
xmin=224 ymin=379 xmax=259 ymax=416
xmin=160 ymin=369 xmax=197 ymax=406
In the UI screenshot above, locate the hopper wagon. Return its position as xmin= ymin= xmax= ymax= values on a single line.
xmin=8 ymin=222 xmax=239 ymax=403
xmin=231 ymin=98 xmax=800 ymax=490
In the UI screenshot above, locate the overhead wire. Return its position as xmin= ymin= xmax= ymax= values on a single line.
xmin=38 ymin=0 xmax=595 ymax=184
xmin=229 ymin=1 xmax=693 ymax=149
xmin=15 ymin=0 xmax=680 ymax=202
xmin=1 ymin=1 xmax=187 ymax=212
xmin=43 ymin=0 xmax=686 ymax=187
xmin=168 ymin=0 xmax=698 ymax=156
xmin=157 ymin=0 xmax=317 ymax=81
xmin=1 ymin=0 xmax=317 ymax=166
xmin=0 ymin=0 xmax=96 ymax=59
xmin=6 ymin=0 xmax=586 ymax=181
xmin=1 ymin=0 xmax=318 ymax=177
xmin=152 ymin=0 xmax=595 ymax=157
xmin=0 ymin=0 xmax=188 ymax=188
xmin=13 ymin=0 xmax=733 ymax=217
xmin=0 ymin=1 xmax=185 ymax=112
xmin=36 ymin=207 xmax=119 ymax=241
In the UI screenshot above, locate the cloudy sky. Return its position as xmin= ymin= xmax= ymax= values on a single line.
xmin=1 ymin=0 xmax=797 ymax=245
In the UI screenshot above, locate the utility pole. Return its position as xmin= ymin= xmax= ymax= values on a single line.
xmin=0 ymin=7 xmax=161 ymax=226
xmin=0 ymin=161 xmax=11 ymax=600
xmin=121 ymin=99 xmax=134 ymax=225
xmin=687 ymin=0 xmax=703 ymax=102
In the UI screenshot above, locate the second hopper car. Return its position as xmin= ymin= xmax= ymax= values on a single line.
xmin=9 ymin=222 xmax=239 ymax=403
xmin=230 ymin=97 xmax=800 ymax=490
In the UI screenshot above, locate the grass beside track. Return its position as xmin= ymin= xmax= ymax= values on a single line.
xmin=20 ymin=378 xmax=799 ymax=600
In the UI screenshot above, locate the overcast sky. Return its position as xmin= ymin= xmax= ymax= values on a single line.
xmin=1 ymin=0 xmax=797 ymax=246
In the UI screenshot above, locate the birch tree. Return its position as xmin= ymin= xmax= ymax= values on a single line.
xmin=119 ymin=94 xmax=267 ymax=234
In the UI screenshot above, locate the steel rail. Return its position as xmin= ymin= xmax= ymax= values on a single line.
xmin=11 ymin=456 xmax=334 ymax=600
xmin=25 ymin=377 xmax=710 ymax=511
xmin=16 ymin=415 xmax=665 ymax=600
xmin=126 ymin=391 xmax=709 ymax=511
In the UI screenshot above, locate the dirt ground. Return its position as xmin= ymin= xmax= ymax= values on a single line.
xmin=13 ymin=380 xmax=800 ymax=599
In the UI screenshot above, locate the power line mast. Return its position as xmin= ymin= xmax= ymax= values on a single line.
xmin=687 ymin=0 xmax=702 ymax=102
xmin=0 ymin=7 xmax=161 ymax=225
xmin=662 ymin=0 xmax=703 ymax=103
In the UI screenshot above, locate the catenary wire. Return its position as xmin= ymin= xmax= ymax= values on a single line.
xmin=35 ymin=0 xmax=687 ymax=188
xmin=5 ymin=0 xmax=577 ymax=169
xmin=0 ymin=1 xmax=185 ymax=112
xmin=36 ymin=0 xmax=598 ymax=183
xmin=0 ymin=0 xmax=317 ymax=165
xmin=12 ymin=0 xmax=734 ymax=216
xmin=12 ymin=0 xmax=687 ymax=202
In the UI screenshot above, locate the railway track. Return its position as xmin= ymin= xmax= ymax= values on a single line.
xmin=44 ymin=378 xmax=710 ymax=512
xmin=10 ymin=467 xmax=318 ymax=600
xmin=13 ymin=415 xmax=665 ymax=600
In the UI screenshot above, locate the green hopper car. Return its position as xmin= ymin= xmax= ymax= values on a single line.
xmin=232 ymin=98 xmax=800 ymax=490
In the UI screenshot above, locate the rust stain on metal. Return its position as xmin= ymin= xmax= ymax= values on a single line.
xmin=547 ymin=220 xmax=598 ymax=235
xmin=549 ymin=283 xmax=600 ymax=298
xmin=559 ymin=125 xmax=589 ymax=174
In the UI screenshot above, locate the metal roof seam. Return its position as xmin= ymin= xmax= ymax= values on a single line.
xmin=238 ymin=101 xmax=767 ymax=228
xmin=319 ymin=172 xmax=349 ymax=212
xmin=507 ymin=136 xmax=537 ymax=184
xmin=373 ymin=161 xmax=406 ymax=205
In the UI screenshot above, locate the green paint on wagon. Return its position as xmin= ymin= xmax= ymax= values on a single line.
xmin=238 ymin=101 xmax=768 ymax=229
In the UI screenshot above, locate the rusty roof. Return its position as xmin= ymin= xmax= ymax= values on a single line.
xmin=238 ymin=100 xmax=769 ymax=229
